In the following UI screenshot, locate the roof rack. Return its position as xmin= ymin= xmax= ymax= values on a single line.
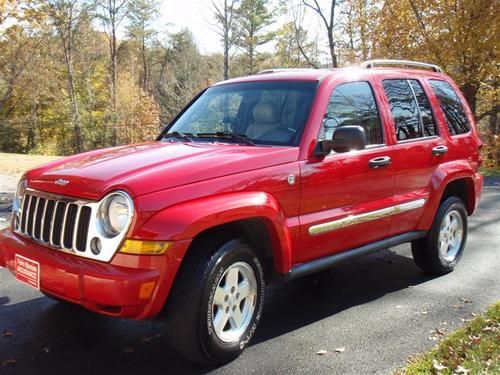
xmin=257 ymin=68 xmax=319 ymax=75
xmin=360 ymin=59 xmax=443 ymax=73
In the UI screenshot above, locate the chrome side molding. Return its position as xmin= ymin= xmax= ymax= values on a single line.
xmin=308 ymin=199 xmax=426 ymax=236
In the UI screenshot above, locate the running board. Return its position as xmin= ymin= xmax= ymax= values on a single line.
xmin=288 ymin=231 xmax=426 ymax=280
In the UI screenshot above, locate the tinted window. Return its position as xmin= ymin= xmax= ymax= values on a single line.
xmin=320 ymin=81 xmax=383 ymax=145
xmin=430 ymin=80 xmax=470 ymax=135
xmin=409 ymin=80 xmax=437 ymax=136
xmin=167 ymin=81 xmax=318 ymax=146
xmin=382 ymin=80 xmax=422 ymax=140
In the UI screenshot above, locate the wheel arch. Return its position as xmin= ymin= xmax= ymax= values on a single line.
xmin=133 ymin=191 xmax=294 ymax=276
xmin=418 ymin=164 xmax=479 ymax=230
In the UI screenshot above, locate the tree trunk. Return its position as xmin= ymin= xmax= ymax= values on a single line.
xmin=62 ymin=40 xmax=84 ymax=153
xmin=327 ymin=27 xmax=337 ymax=68
xmin=223 ymin=0 xmax=229 ymax=80
xmin=111 ymin=21 xmax=118 ymax=146
xmin=224 ymin=28 xmax=229 ymax=79
xmin=461 ymin=82 xmax=478 ymax=114
xmin=141 ymin=34 xmax=148 ymax=89
xmin=67 ymin=66 xmax=84 ymax=153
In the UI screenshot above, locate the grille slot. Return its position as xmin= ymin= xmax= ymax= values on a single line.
xmin=18 ymin=192 xmax=92 ymax=254
xmin=76 ymin=206 xmax=92 ymax=251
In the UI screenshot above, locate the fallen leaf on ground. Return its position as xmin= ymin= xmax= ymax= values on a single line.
xmin=316 ymin=349 xmax=327 ymax=355
xmin=41 ymin=346 xmax=51 ymax=354
xmin=455 ymin=365 xmax=470 ymax=374
xmin=435 ymin=328 xmax=446 ymax=335
xmin=334 ymin=347 xmax=345 ymax=353
xmin=3 ymin=359 xmax=17 ymax=366
xmin=433 ymin=359 xmax=447 ymax=370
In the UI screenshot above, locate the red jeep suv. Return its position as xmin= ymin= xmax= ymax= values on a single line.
xmin=0 ymin=60 xmax=483 ymax=364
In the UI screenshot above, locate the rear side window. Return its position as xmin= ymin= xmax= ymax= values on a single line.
xmin=382 ymin=79 xmax=437 ymax=141
xmin=320 ymin=81 xmax=383 ymax=145
xmin=429 ymin=80 xmax=470 ymax=135
xmin=409 ymin=81 xmax=437 ymax=136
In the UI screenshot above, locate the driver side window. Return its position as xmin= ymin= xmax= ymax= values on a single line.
xmin=319 ymin=81 xmax=383 ymax=145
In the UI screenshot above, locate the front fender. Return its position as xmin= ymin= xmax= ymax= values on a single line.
xmin=132 ymin=191 xmax=296 ymax=273
xmin=417 ymin=160 xmax=482 ymax=230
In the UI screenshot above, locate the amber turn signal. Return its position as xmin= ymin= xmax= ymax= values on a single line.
xmin=119 ymin=239 xmax=171 ymax=255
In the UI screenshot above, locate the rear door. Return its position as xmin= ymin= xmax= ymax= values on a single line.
xmin=297 ymin=79 xmax=395 ymax=264
xmin=376 ymin=78 xmax=445 ymax=236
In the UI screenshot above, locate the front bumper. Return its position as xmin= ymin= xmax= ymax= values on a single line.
xmin=0 ymin=228 xmax=190 ymax=319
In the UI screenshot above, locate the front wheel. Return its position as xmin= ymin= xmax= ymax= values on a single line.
xmin=412 ymin=196 xmax=468 ymax=274
xmin=166 ymin=239 xmax=265 ymax=364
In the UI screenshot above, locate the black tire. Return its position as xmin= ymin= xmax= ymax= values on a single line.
xmin=411 ymin=196 xmax=468 ymax=274
xmin=166 ymin=238 xmax=265 ymax=365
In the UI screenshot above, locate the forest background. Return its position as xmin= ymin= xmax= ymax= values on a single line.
xmin=0 ymin=0 xmax=498 ymax=169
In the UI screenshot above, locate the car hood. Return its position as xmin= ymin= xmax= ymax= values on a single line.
xmin=26 ymin=142 xmax=299 ymax=200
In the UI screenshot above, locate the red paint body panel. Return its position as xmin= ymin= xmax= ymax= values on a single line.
xmin=0 ymin=227 xmax=190 ymax=319
xmin=0 ymin=67 xmax=483 ymax=319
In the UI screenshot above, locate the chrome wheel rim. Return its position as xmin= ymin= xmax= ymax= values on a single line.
xmin=438 ymin=210 xmax=464 ymax=262
xmin=212 ymin=261 xmax=257 ymax=343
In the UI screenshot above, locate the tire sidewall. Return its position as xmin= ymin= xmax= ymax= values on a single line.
xmin=199 ymin=240 xmax=265 ymax=362
xmin=430 ymin=198 xmax=468 ymax=270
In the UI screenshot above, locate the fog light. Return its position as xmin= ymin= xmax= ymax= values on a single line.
xmin=90 ymin=237 xmax=102 ymax=255
xmin=119 ymin=239 xmax=171 ymax=255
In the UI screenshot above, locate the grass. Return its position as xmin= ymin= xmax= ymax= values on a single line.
xmin=397 ymin=302 xmax=500 ymax=374
xmin=0 ymin=153 xmax=60 ymax=179
xmin=480 ymin=167 xmax=500 ymax=177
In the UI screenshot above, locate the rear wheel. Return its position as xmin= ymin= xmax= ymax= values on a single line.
xmin=166 ymin=238 xmax=265 ymax=364
xmin=412 ymin=196 xmax=468 ymax=274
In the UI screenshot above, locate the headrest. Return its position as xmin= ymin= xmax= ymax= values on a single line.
xmin=253 ymin=101 xmax=280 ymax=124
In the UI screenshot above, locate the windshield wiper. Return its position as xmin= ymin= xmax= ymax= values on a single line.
xmin=196 ymin=131 xmax=256 ymax=146
xmin=163 ymin=131 xmax=193 ymax=142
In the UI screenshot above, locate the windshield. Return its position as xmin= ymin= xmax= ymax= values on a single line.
xmin=163 ymin=81 xmax=318 ymax=146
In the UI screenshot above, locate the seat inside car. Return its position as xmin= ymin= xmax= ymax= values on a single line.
xmin=245 ymin=100 xmax=281 ymax=139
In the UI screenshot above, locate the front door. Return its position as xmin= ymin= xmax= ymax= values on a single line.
xmin=297 ymin=80 xmax=394 ymax=264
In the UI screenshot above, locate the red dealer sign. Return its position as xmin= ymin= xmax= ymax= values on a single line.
xmin=15 ymin=254 xmax=40 ymax=290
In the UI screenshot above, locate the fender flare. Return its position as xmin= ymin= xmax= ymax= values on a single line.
xmin=133 ymin=191 xmax=295 ymax=273
xmin=418 ymin=161 xmax=479 ymax=230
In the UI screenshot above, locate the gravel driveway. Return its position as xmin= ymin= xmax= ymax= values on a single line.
xmin=0 ymin=178 xmax=499 ymax=374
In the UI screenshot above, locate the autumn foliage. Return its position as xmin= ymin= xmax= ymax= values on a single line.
xmin=0 ymin=0 xmax=498 ymax=167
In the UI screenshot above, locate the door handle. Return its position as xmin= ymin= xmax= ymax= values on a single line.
xmin=368 ymin=156 xmax=392 ymax=169
xmin=432 ymin=145 xmax=448 ymax=156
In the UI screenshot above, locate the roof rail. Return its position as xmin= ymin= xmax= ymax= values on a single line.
xmin=360 ymin=59 xmax=443 ymax=73
xmin=257 ymin=68 xmax=318 ymax=75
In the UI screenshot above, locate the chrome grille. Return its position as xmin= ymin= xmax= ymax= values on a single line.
xmin=15 ymin=192 xmax=92 ymax=253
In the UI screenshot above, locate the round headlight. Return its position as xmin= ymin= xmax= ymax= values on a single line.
xmin=98 ymin=192 xmax=132 ymax=237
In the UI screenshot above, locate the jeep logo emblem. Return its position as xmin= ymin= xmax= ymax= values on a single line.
xmin=54 ymin=178 xmax=69 ymax=186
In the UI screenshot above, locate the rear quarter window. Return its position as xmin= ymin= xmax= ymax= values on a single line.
xmin=429 ymin=80 xmax=471 ymax=135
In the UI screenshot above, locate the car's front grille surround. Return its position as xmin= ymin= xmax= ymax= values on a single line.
xmin=13 ymin=189 xmax=133 ymax=262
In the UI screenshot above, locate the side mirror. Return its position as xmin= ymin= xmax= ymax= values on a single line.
xmin=315 ymin=126 xmax=367 ymax=155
